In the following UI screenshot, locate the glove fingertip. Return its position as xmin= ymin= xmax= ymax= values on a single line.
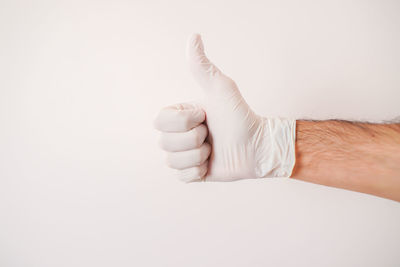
xmin=186 ymin=33 xmax=204 ymax=62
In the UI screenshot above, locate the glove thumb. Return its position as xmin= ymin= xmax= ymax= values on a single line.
xmin=186 ymin=33 xmax=227 ymax=92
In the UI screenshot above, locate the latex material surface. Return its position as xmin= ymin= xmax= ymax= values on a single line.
xmin=155 ymin=34 xmax=296 ymax=182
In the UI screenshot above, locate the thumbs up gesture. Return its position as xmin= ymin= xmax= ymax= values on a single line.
xmin=154 ymin=34 xmax=296 ymax=182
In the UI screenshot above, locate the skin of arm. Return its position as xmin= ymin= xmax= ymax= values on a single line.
xmin=291 ymin=120 xmax=400 ymax=201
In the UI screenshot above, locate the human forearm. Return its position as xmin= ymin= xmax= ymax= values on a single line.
xmin=291 ymin=120 xmax=400 ymax=201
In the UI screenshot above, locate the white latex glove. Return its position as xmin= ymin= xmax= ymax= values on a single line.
xmin=154 ymin=34 xmax=296 ymax=182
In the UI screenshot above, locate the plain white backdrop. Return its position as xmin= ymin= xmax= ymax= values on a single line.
xmin=0 ymin=0 xmax=399 ymax=266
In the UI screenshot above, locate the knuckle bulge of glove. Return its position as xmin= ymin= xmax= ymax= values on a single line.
xmin=185 ymin=107 xmax=206 ymax=130
xmin=191 ymin=124 xmax=208 ymax=147
xmin=177 ymin=160 xmax=208 ymax=182
xmin=165 ymin=142 xmax=211 ymax=170
xmin=158 ymin=124 xmax=208 ymax=152
xmin=154 ymin=104 xmax=205 ymax=132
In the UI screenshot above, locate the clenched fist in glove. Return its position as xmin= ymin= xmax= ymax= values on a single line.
xmin=154 ymin=34 xmax=296 ymax=182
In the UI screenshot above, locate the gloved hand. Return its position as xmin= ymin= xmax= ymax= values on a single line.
xmin=154 ymin=34 xmax=296 ymax=182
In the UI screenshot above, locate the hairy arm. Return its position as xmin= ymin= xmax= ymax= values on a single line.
xmin=291 ymin=120 xmax=400 ymax=201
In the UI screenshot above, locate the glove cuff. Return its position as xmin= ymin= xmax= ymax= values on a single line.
xmin=254 ymin=117 xmax=296 ymax=178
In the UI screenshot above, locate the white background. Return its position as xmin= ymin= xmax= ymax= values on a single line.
xmin=1 ymin=0 xmax=399 ymax=266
